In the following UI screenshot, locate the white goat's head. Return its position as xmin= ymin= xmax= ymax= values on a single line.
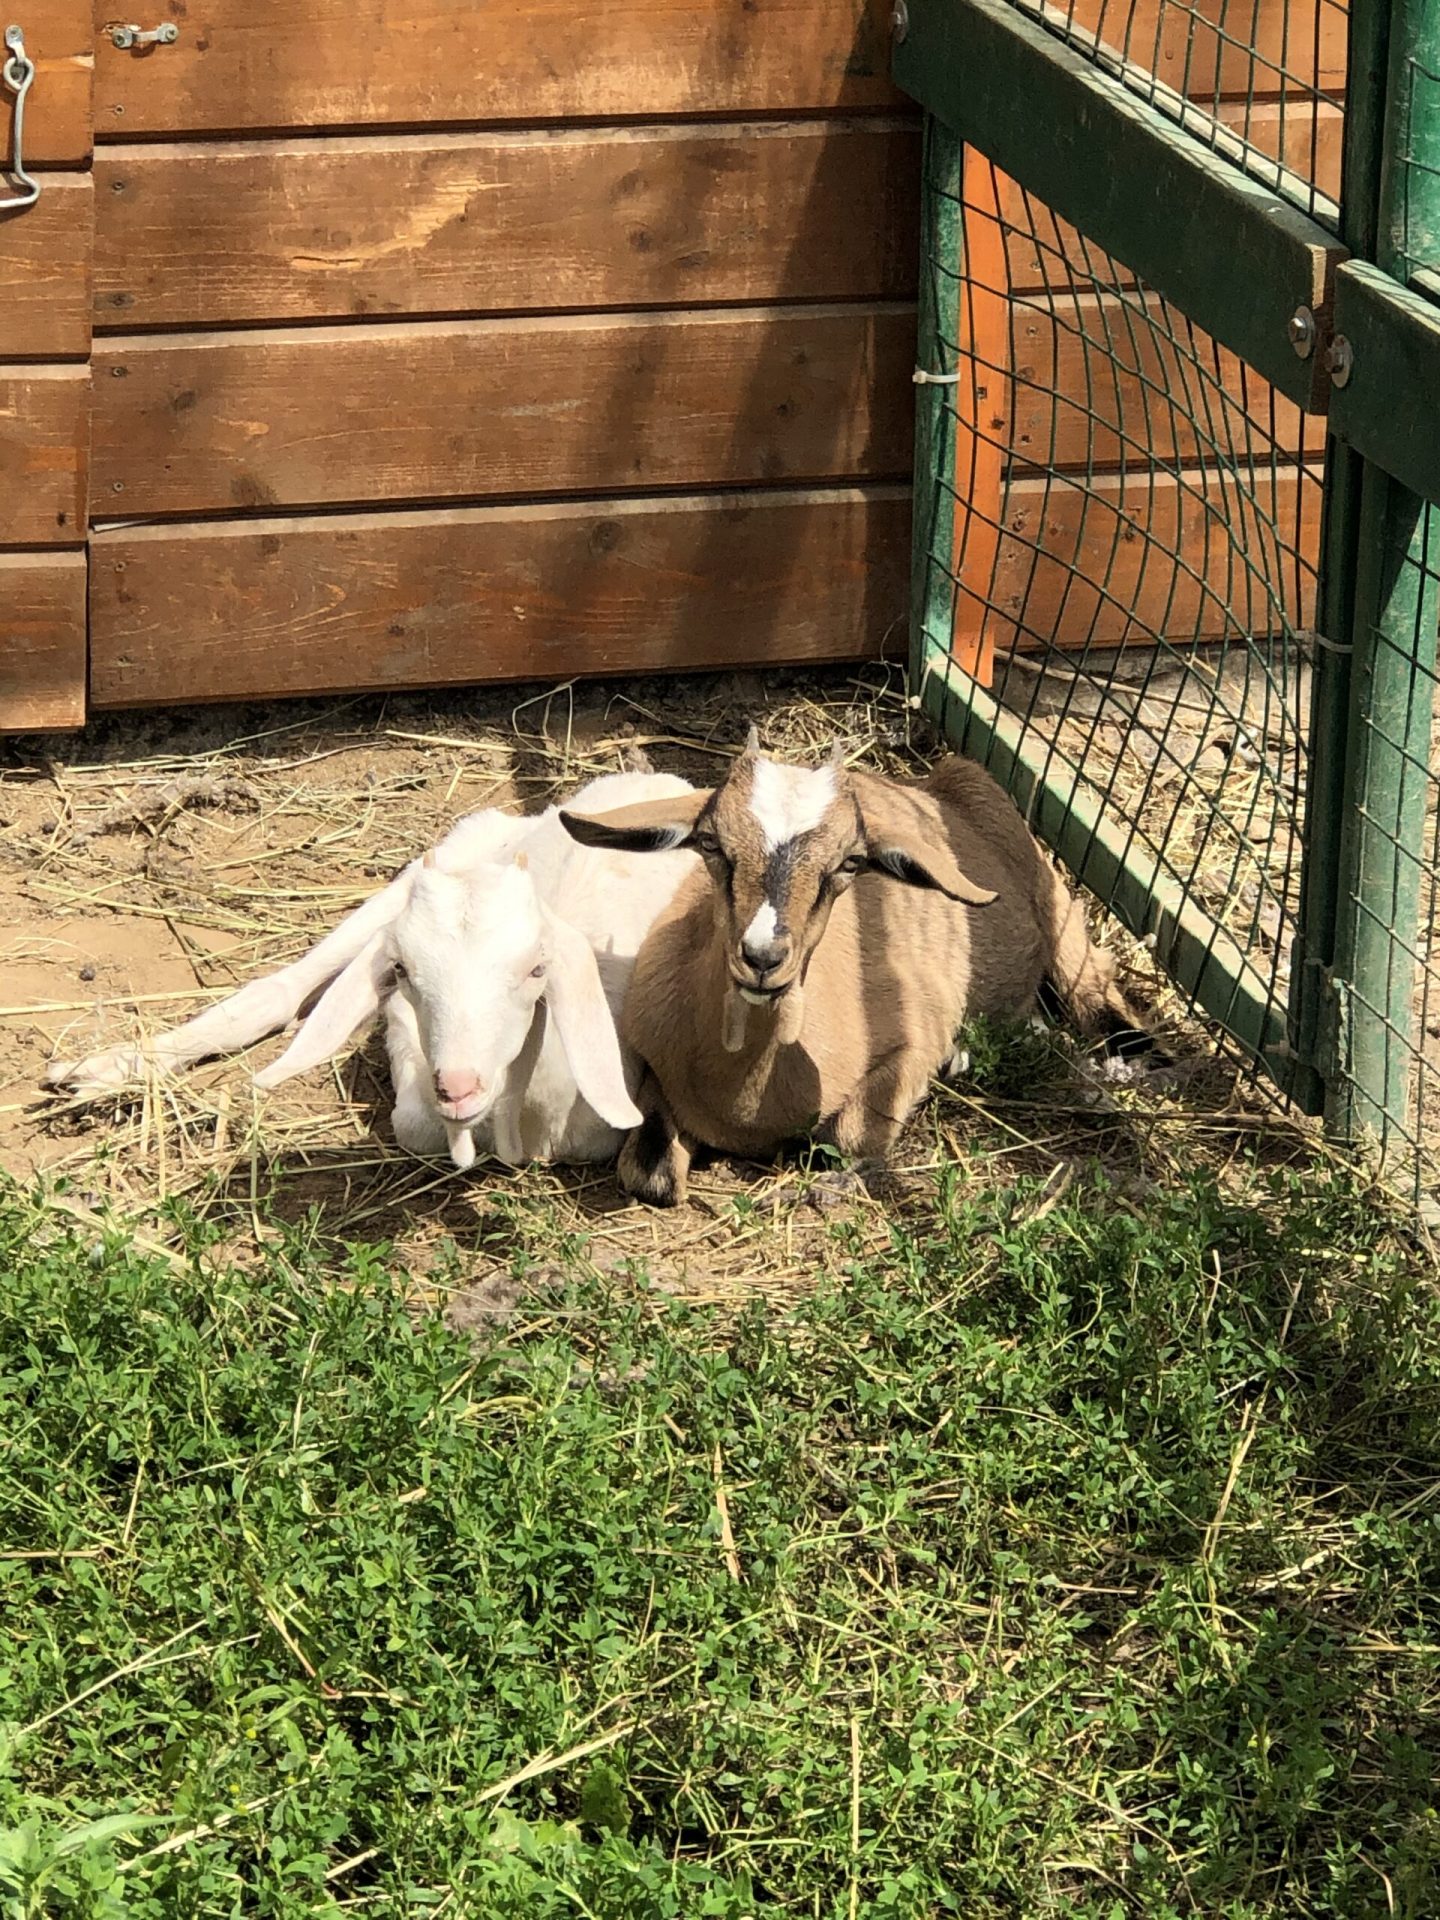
xmin=561 ymin=733 xmax=997 ymax=1008
xmin=393 ymin=857 xmax=547 ymax=1123
xmin=252 ymin=850 xmax=639 ymax=1141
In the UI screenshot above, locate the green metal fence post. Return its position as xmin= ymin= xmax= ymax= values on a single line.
xmin=1323 ymin=0 xmax=1440 ymax=1153
xmin=1287 ymin=0 xmax=1392 ymax=1110
xmin=909 ymin=116 xmax=962 ymax=686
xmin=1328 ymin=479 xmax=1440 ymax=1146
xmin=1379 ymin=0 xmax=1440 ymax=288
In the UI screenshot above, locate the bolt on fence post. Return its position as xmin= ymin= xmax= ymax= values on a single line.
xmin=1322 ymin=0 xmax=1440 ymax=1158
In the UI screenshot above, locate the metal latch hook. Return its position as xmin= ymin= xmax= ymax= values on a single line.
xmin=2 ymin=25 xmax=38 ymax=211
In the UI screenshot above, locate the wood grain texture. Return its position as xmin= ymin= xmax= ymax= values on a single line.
xmin=1001 ymin=100 xmax=1343 ymax=294
xmin=0 ymin=551 xmax=86 ymax=731
xmin=0 ymin=367 xmax=89 ymax=543
xmin=990 ymin=461 xmax=1321 ymax=652
xmin=93 ymin=0 xmax=901 ymax=137
xmin=88 ymin=487 xmax=910 ymax=706
xmin=93 ymin=120 xmax=920 ymax=329
xmin=93 ymin=307 xmax=914 ymax=515
xmin=1006 ymin=290 xmax=1320 ymax=471
xmin=0 ymin=173 xmax=92 ymax=357
xmin=13 ymin=0 xmax=90 ymax=163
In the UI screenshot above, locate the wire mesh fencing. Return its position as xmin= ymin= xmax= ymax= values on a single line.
xmin=998 ymin=0 xmax=1348 ymax=223
xmin=1390 ymin=24 xmax=1440 ymax=292
xmin=906 ymin=0 xmax=1440 ymax=1215
xmin=916 ymin=125 xmax=1326 ymax=1068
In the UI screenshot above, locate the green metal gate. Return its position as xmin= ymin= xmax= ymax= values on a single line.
xmin=897 ymin=0 xmax=1440 ymax=1209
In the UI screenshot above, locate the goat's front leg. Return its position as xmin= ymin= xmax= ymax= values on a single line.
xmin=385 ymin=993 xmax=449 ymax=1159
xmin=827 ymin=1045 xmax=933 ymax=1168
xmin=617 ymin=1068 xmax=694 ymax=1208
xmin=47 ymin=865 xmax=415 ymax=1094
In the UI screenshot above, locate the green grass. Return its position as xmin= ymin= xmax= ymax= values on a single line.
xmin=3 ymin=1150 xmax=1440 ymax=1917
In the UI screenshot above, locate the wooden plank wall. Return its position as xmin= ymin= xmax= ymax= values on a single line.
xmin=0 ymin=4 xmax=91 ymax=730
xmin=949 ymin=1 xmax=1341 ymax=676
xmin=2 ymin=1 xmax=1342 ymax=724
xmin=86 ymin=0 xmax=920 ymax=709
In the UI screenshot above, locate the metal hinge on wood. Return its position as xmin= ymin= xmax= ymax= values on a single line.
xmin=110 ymin=22 xmax=178 ymax=49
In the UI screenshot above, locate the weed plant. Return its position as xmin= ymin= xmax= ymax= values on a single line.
xmin=3 ymin=1143 xmax=1439 ymax=1916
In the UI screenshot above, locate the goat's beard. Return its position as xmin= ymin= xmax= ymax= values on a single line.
xmin=721 ymin=980 xmax=806 ymax=1051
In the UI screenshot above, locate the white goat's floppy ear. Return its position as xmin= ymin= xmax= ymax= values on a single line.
xmin=560 ymin=789 xmax=710 ymax=854
xmin=540 ymin=906 xmax=642 ymax=1131
xmin=856 ymin=785 xmax=998 ymax=906
xmin=253 ymin=931 xmax=392 ymax=1089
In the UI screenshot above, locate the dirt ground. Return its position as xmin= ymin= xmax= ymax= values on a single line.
xmin=0 ymin=665 xmax=1313 ymax=1312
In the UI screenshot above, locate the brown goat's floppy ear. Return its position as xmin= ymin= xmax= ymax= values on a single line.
xmin=857 ymin=789 xmax=998 ymax=906
xmin=561 ymin=789 xmax=712 ymax=853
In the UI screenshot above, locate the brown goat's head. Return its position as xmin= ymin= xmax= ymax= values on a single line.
xmin=561 ymin=735 xmax=998 ymax=1011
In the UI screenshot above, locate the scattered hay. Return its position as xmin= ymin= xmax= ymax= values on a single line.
xmin=0 ymin=662 xmax=1341 ymax=1303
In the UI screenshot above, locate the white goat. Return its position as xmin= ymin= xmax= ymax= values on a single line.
xmin=561 ymin=738 xmax=1156 ymax=1204
xmin=45 ymin=772 xmax=698 ymax=1170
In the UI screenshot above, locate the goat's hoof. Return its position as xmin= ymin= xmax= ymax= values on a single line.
xmin=391 ymin=1104 xmax=452 ymax=1159
xmin=804 ymin=1167 xmax=873 ymax=1212
xmin=43 ymin=1049 xmax=142 ymax=1096
xmin=617 ymin=1133 xmax=686 ymax=1207
xmin=940 ymin=1046 xmax=971 ymax=1084
xmin=618 ymin=1156 xmax=685 ymax=1207
xmin=618 ymin=1111 xmax=688 ymax=1207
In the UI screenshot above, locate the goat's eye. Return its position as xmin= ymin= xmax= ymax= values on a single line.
xmin=837 ymin=856 xmax=866 ymax=876
xmin=693 ymin=832 xmax=722 ymax=858
xmin=530 ymin=963 xmax=545 ymax=979
xmin=391 ymin=961 xmax=408 ymax=981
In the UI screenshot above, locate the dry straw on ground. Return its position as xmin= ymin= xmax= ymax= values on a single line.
xmin=1 ymin=665 xmax=1334 ymax=1316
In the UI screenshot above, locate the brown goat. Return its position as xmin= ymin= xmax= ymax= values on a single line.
xmin=561 ymin=739 xmax=1150 ymax=1205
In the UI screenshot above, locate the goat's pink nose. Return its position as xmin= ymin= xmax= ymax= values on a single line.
xmin=434 ymin=1068 xmax=484 ymax=1104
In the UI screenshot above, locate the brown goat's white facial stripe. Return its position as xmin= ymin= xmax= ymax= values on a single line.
xmin=742 ymin=898 xmax=779 ymax=950
xmin=748 ymin=760 xmax=836 ymax=852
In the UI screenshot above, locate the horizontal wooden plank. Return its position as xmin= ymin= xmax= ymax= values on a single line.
xmin=14 ymin=0 xmax=90 ymax=163
xmin=0 ymin=367 xmax=89 ymax=543
xmin=93 ymin=0 xmax=901 ymax=137
xmin=93 ymin=120 xmax=920 ymax=329
xmin=0 ymin=551 xmax=86 ymax=731
xmin=1005 ymin=289 xmax=1323 ymax=471
xmin=1001 ymin=100 xmax=1343 ymax=294
xmin=89 ymin=488 xmax=910 ymax=706
xmin=984 ymin=461 xmax=1321 ymax=650
xmin=93 ymin=307 xmax=914 ymax=516
xmin=1055 ymin=0 xmax=1346 ymax=100
xmin=0 ymin=173 xmax=92 ymax=358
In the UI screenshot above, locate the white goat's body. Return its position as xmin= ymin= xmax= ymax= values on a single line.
xmin=46 ymin=771 xmax=696 ymax=1170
